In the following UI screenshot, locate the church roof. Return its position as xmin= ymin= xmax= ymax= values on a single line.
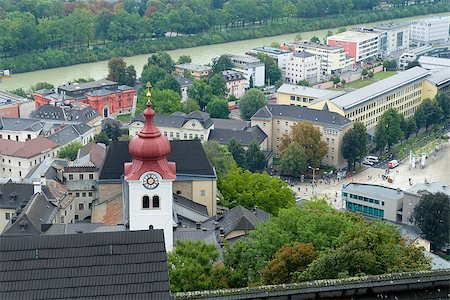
xmin=99 ymin=140 xmax=216 ymax=181
xmin=0 ymin=229 xmax=170 ymax=299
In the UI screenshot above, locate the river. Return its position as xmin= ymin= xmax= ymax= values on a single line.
xmin=2 ymin=12 xmax=450 ymax=91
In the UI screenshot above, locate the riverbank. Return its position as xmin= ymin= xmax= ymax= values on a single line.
xmin=1 ymin=3 xmax=449 ymax=75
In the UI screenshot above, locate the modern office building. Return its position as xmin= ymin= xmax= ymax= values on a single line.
xmin=228 ymin=55 xmax=265 ymax=87
xmin=250 ymin=104 xmax=353 ymax=168
xmin=374 ymin=22 xmax=410 ymax=55
xmin=309 ymin=67 xmax=431 ymax=132
xmin=282 ymin=41 xmax=353 ymax=75
xmin=327 ymin=31 xmax=379 ymax=66
xmin=285 ymin=51 xmax=321 ymax=85
xmin=417 ymin=56 xmax=450 ymax=71
xmin=411 ymin=16 xmax=450 ymax=45
xmin=247 ymin=46 xmax=291 ymax=78
xmin=398 ymin=44 xmax=450 ymax=70
xmin=423 ymin=68 xmax=450 ymax=99
xmin=276 ymin=84 xmax=345 ymax=107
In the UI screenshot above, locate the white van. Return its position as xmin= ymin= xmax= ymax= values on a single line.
xmin=365 ymin=156 xmax=379 ymax=163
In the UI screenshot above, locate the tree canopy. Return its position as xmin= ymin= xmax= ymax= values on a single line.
xmin=341 ymin=122 xmax=368 ymax=171
xmin=102 ymin=118 xmax=121 ymax=141
xmin=280 ymin=121 xmax=327 ymax=167
xmin=57 ymin=141 xmax=83 ymax=161
xmin=257 ymin=53 xmax=281 ymax=85
xmin=227 ymin=138 xmax=246 ymax=168
xmin=203 ymin=141 xmax=236 ymax=179
xmin=413 ymin=192 xmax=450 ymax=249
xmin=218 ymin=167 xmax=295 ymax=215
xmin=106 ymin=57 xmax=136 ymax=86
xmin=239 ymin=89 xmax=266 ymax=120
xmin=212 ymin=55 xmax=233 ymax=74
xmin=374 ymin=108 xmax=403 ymax=151
xmin=205 ymin=97 xmax=230 ymax=119
xmin=136 ymin=88 xmax=182 ymax=115
xmin=279 ymin=142 xmax=308 ymax=177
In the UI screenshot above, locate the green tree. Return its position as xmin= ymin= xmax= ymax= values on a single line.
xmin=31 ymin=82 xmax=54 ymax=92
xmin=415 ymin=98 xmax=443 ymax=131
xmin=168 ymin=240 xmax=229 ymax=292
xmin=212 ymin=55 xmax=233 ymax=74
xmin=124 ymin=65 xmax=137 ymax=86
xmin=177 ymin=55 xmax=192 ymax=64
xmin=218 ymin=167 xmax=295 ymax=215
xmin=400 ymin=115 xmax=416 ymax=140
xmin=227 ymin=138 xmax=246 ymax=168
xmin=337 ymin=26 xmax=347 ymax=33
xmin=436 ymin=93 xmax=450 ymax=118
xmin=280 ymin=121 xmax=327 ymax=167
xmin=310 ymin=36 xmax=320 ymax=43
xmin=137 ymin=89 xmax=182 ymax=115
xmin=102 ymin=118 xmax=121 ymax=141
xmin=141 ymin=65 xmax=167 ymax=87
xmin=341 ymin=122 xmax=368 ymax=171
xmin=257 ymin=53 xmax=281 ymax=85
xmin=155 ymin=74 xmax=181 ymax=94
xmin=94 ymin=131 xmax=111 ymax=145
xmin=188 ymin=80 xmax=213 ymax=110
xmin=8 ymin=88 xmax=28 ymax=98
xmin=203 ymin=141 xmax=236 ymax=179
xmin=299 ymin=220 xmax=430 ymax=281
xmin=73 ymin=78 xmax=94 ymax=83
xmin=332 ymin=76 xmax=341 ymax=85
xmin=374 ymin=108 xmax=403 ymax=151
xmin=239 ymin=88 xmax=266 ymax=120
xmin=107 ymin=57 xmax=127 ymax=84
xmin=183 ymin=98 xmax=201 ymax=114
xmin=383 ymin=59 xmax=398 ymax=71
xmin=209 ymin=74 xmax=227 ymax=97
xmin=206 ymin=97 xmax=229 ymax=119
xmin=146 ymin=51 xmax=174 ymax=73
xmin=406 ymin=60 xmax=421 ymax=70
xmin=297 ymin=80 xmax=310 ymax=87
xmin=245 ymin=141 xmax=266 ymax=172
xmin=413 ymin=192 xmax=450 ymax=249
xmin=361 ymin=68 xmax=368 ymax=77
xmin=261 ymin=243 xmax=317 ymax=285
xmin=57 ymin=141 xmax=82 ymax=161
xmin=279 ymin=142 xmax=308 ymax=177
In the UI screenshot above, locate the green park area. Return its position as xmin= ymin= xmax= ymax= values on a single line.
xmin=330 ymin=71 xmax=397 ymax=92
xmin=116 ymin=113 xmax=131 ymax=123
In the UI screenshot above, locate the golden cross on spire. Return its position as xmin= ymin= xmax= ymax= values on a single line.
xmin=146 ymin=82 xmax=152 ymax=104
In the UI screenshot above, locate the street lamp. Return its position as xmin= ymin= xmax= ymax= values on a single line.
xmin=308 ymin=166 xmax=319 ymax=195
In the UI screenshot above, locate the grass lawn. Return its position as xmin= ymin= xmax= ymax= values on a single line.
xmin=373 ymin=71 xmax=397 ymax=80
xmin=116 ymin=113 xmax=131 ymax=122
xmin=345 ymin=79 xmax=374 ymax=89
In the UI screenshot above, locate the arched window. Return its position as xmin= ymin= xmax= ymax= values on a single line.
xmin=142 ymin=196 xmax=150 ymax=209
xmin=152 ymin=196 xmax=160 ymax=208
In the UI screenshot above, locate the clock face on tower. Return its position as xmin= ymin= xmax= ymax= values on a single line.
xmin=143 ymin=173 xmax=159 ymax=190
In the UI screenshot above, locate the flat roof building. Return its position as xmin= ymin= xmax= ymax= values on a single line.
xmin=327 ymin=31 xmax=379 ymax=65
xmin=174 ymin=63 xmax=212 ymax=80
xmin=411 ymin=16 xmax=450 ymax=45
xmin=276 ymin=84 xmax=345 ymax=107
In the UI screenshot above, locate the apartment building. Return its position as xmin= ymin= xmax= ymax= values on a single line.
xmin=229 ymin=55 xmax=265 ymax=87
xmin=411 ymin=16 xmax=450 ymax=45
xmin=327 ymin=31 xmax=379 ymax=66
xmin=0 ymin=91 xmax=25 ymax=118
xmin=174 ymin=63 xmax=211 ymax=80
xmin=398 ymin=44 xmax=450 ymax=70
xmin=282 ymin=41 xmax=353 ymax=75
xmin=309 ymin=67 xmax=431 ymax=132
xmin=0 ymin=117 xmax=43 ymax=142
xmin=247 ymin=46 xmax=292 ymax=78
xmin=222 ymin=70 xmax=247 ymax=98
xmin=129 ymin=110 xmax=213 ymax=141
xmin=374 ymin=22 xmax=410 ymax=54
xmin=423 ymin=68 xmax=450 ymax=99
xmin=250 ymin=104 xmax=353 ymax=168
xmin=285 ymin=52 xmax=321 ymax=85
xmin=276 ymin=84 xmax=344 ymax=107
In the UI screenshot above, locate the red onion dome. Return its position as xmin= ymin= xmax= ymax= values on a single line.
xmin=128 ymin=101 xmax=171 ymax=161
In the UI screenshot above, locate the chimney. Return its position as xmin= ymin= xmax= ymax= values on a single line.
xmin=40 ymin=175 xmax=46 ymax=186
xmin=219 ymin=227 xmax=225 ymax=242
xmin=196 ymin=222 xmax=201 ymax=230
xmin=396 ymin=188 xmax=401 ymax=194
xmin=33 ymin=181 xmax=42 ymax=194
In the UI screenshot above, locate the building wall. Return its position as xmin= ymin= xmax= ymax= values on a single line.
xmin=422 ymin=80 xmax=439 ymax=100
xmin=0 ymin=208 xmax=15 ymax=233
xmin=192 ymin=180 xmax=217 ymax=216
xmin=226 ymin=229 xmax=247 ymax=240
xmin=251 ymin=117 xmax=351 ymax=168
xmin=56 ymin=200 xmax=75 ymax=224
xmin=401 ymin=192 xmax=421 ymax=225
xmin=386 ymin=27 xmax=410 ymax=54
xmin=225 ymin=79 xmax=246 ymax=99
xmin=411 ymin=18 xmax=450 ymax=44
xmin=341 ymin=81 xmax=424 ymax=129
xmin=84 ymin=89 xmax=134 ymax=117
xmin=173 ymin=181 xmax=193 ymax=201
xmin=129 ymin=120 xmax=211 ymax=141
xmin=328 ymin=34 xmax=379 ymax=65
xmin=0 ymin=149 xmax=59 ymax=178
xmin=285 ymin=55 xmax=321 ymax=85
xmin=175 ymin=67 xmax=209 ymax=80
xmin=0 ymin=104 xmax=20 ymax=118
xmin=0 ymin=130 xmax=41 ymax=142
xmin=327 ymin=40 xmax=358 ymax=65
xmin=98 ymin=182 xmax=122 ymax=205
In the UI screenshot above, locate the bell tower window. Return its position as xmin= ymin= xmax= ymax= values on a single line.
xmin=142 ymin=196 xmax=150 ymax=209
xmin=152 ymin=196 xmax=160 ymax=208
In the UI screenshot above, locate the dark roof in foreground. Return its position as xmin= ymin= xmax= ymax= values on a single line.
xmin=208 ymin=126 xmax=267 ymax=147
xmin=252 ymin=104 xmax=352 ymax=127
xmin=0 ymin=229 xmax=170 ymax=300
xmin=99 ymin=140 xmax=216 ymax=181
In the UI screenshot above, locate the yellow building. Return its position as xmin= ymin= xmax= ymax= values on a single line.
xmin=310 ymin=67 xmax=431 ymax=132
xmin=276 ymin=84 xmax=345 ymax=107
xmin=174 ymin=63 xmax=211 ymax=80
xmin=423 ymin=68 xmax=450 ymax=99
xmin=251 ymin=104 xmax=353 ymax=168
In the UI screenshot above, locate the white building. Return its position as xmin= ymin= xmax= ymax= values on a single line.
xmin=285 ymin=51 xmax=321 ymax=85
xmin=411 ymin=16 xmax=450 ymax=45
xmin=327 ymin=31 xmax=380 ymax=66
xmin=175 ymin=75 xmax=193 ymax=103
xmin=374 ymin=22 xmax=410 ymax=54
xmin=229 ymin=55 xmax=265 ymax=87
xmin=283 ymin=42 xmax=353 ymax=76
xmin=417 ymin=56 xmax=450 ymax=71
xmin=247 ymin=46 xmax=292 ymax=78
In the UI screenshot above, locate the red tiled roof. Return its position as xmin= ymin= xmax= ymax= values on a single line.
xmin=0 ymin=137 xmax=58 ymax=158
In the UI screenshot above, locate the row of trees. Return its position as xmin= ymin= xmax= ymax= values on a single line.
xmin=168 ymin=199 xmax=431 ymax=292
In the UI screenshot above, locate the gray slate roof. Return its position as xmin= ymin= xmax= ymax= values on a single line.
xmin=42 ymin=223 xmax=127 ymax=235
xmin=175 ymin=75 xmax=193 ymax=87
xmin=48 ymin=124 xmax=92 ymax=146
xmin=294 ymin=51 xmax=315 ymax=58
xmin=331 ymin=67 xmax=431 ymax=110
xmin=0 ymin=117 xmax=44 ymax=132
xmin=208 ymin=126 xmax=267 ymax=147
xmin=132 ymin=110 xmax=213 ymax=129
xmin=344 ymin=182 xmax=404 ymax=201
xmin=212 ymin=118 xmax=249 ymax=130
xmin=407 ymin=181 xmax=450 ymax=196
xmin=252 ymin=104 xmax=352 ymax=128
xmin=0 ymin=229 xmax=170 ymax=299
xmin=0 ymin=180 xmax=53 ymax=209
xmin=30 ymin=104 xmax=99 ymax=123
xmin=2 ymin=193 xmax=58 ymax=237
xmin=58 ymin=79 xmax=117 ymax=92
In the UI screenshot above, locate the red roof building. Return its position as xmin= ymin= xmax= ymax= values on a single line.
xmin=34 ymin=79 xmax=135 ymax=118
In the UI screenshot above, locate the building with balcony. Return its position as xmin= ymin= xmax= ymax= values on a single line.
xmin=285 ymin=51 xmax=321 ymax=85
xmin=228 ymin=55 xmax=265 ymax=87
xmin=327 ymin=31 xmax=379 ymax=66
xmin=411 ymin=16 xmax=450 ymax=45
xmin=222 ymin=70 xmax=247 ymax=98
xmin=247 ymin=46 xmax=292 ymax=78
xmin=374 ymin=22 xmax=410 ymax=54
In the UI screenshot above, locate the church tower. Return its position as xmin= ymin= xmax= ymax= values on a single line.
xmin=124 ymin=83 xmax=176 ymax=251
